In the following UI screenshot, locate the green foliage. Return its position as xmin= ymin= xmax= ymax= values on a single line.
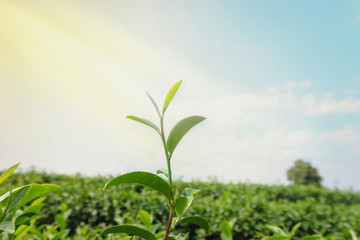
xmin=104 ymin=171 xmax=172 ymax=201
xmin=0 ymin=163 xmax=59 ymax=239
xmin=102 ymin=81 xmax=207 ymax=239
xmin=220 ymin=218 xmax=236 ymax=240
xmin=287 ymin=159 xmax=322 ymax=187
xmin=260 ymin=222 xmax=302 ymax=240
xmin=2 ymin=170 xmax=360 ymax=239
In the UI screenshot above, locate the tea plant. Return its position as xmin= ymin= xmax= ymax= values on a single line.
xmin=100 ymin=81 xmax=209 ymax=240
xmin=259 ymin=223 xmax=302 ymax=240
xmin=220 ymin=218 xmax=237 ymax=240
xmin=0 ymin=163 xmax=59 ymax=239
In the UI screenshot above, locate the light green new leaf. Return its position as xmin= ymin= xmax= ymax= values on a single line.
xmin=350 ymin=230 xmax=358 ymax=240
xmin=52 ymin=230 xmax=70 ymax=240
xmin=17 ymin=184 xmax=59 ymax=211
xmin=221 ymin=233 xmax=232 ymax=240
xmin=266 ymin=225 xmax=287 ymax=236
xmin=175 ymin=196 xmax=187 ymax=218
xmin=176 ymin=216 xmax=209 ymax=232
xmin=185 ymin=188 xmax=200 ymax=197
xmin=99 ymin=224 xmax=157 ymax=240
xmin=127 ymin=116 xmax=160 ymax=133
xmin=290 ymin=222 xmax=302 ymax=236
xmin=0 ymin=163 xmax=20 ymax=185
xmin=167 ymin=116 xmax=206 ymax=155
xmin=162 ymin=80 xmax=182 ymax=114
xmin=156 ymin=170 xmax=168 ymax=178
xmin=103 ymin=171 xmax=172 ymax=201
xmin=137 ymin=210 xmax=152 ymax=229
xmin=220 ymin=221 xmax=232 ymax=238
xmin=146 ymin=92 xmax=161 ymax=117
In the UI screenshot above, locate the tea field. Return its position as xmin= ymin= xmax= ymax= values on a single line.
xmin=1 ymin=170 xmax=360 ymax=239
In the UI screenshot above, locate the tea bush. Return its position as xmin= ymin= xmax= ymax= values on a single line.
xmin=2 ymin=170 xmax=360 ymax=239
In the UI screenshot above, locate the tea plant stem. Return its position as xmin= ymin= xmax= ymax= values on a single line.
xmin=160 ymin=115 xmax=173 ymax=189
xmin=163 ymin=208 xmax=174 ymax=240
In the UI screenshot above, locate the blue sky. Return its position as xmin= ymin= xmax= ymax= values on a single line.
xmin=0 ymin=1 xmax=359 ymax=189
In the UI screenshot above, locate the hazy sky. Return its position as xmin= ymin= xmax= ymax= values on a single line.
xmin=1 ymin=1 xmax=360 ymax=189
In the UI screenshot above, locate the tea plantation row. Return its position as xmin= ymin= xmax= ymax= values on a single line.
xmin=2 ymin=170 xmax=360 ymax=239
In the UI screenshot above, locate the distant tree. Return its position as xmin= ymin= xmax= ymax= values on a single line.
xmin=287 ymin=159 xmax=322 ymax=187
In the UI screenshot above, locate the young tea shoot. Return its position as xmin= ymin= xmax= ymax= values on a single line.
xmin=100 ymin=81 xmax=209 ymax=240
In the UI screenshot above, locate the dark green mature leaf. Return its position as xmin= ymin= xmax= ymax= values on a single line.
xmin=167 ymin=116 xmax=206 ymax=155
xmin=127 ymin=116 xmax=160 ymax=133
xmin=0 ymin=163 xmax=19 ymax=185
xmin=1 ymin=186 xmax=29 ymax=213
xmin=175 ymin=196 xmax=187 ymax=218
xmin=15 ymin=212 xmax=35 ymax=227
xmin=99 ymin=224 xmax=157 ymax=240
xmin=176 ymin=216 xmax=209 ymax=232
xmin=163 ymin=80 xmax=182 ymax=114
xmin=103 ymin=171 xmax=172 ymax=201
xmin=146 ymin=92 xmax=161 ymax=117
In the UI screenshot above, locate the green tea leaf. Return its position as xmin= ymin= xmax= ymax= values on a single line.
xmin=1 ymin=186 xmax=29 ymax=213
xmin=176 ymin=216 xmax=209 ymax=232
xmin=52 ymin=230 xmax=70 ymax=240
xmin=137 ymin=210 xmax=152 ymax=229
xmin=162 ymin=80 xmax=182 ymax=114
xmin=127 ymin=116 xmax=160 ymax=133
xmin=290 ymin=222 xmax=302 ymax=236
xmin=267 ymin=225 xmax=287 ymax=236
xmin=167 ymin=116 xmax=206 ymax=155
xmin=103 ymin=171 xmax=172 ymax=201
xmin=267 ymin=236 xmax=289 ymax=240
xmin=350 ymin=230 xmax=358 ymax=240
xmin=300 ymin=236 xmax=322 ymax=240
xmin=0 ymin=220 xmax=15 ymax=234
xmin=55 ymin=214 xmax=67 ymax=230
xmin=220 ymin=221 xmax=232 ymax=238
xmin=15 ymin=212 xmax=35 ymax=227
xmin=17 ymin=184 xmax=60 ymax=211
xmin=146 ymin=92 xmax=161 ymax=117
xmin=185 ymin=188 xmax=200 ymax=197
xmin=156 ymin=169 xmax=168 ymax=178
xmin=0 ymin=184 xmax=60 ymax=213
xmin=0 ymin=163 xmax=19 ymax=185
xmin=175 ymin=196 xmax=187 ymax=218
xmin=99 ymin=224 xmax=157 ymax=240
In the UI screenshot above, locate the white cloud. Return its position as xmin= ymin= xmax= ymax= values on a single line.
xmin=285 ymin=81 xmax=297 ymax=89
xmin=302 ymin=92 xmax=360 ymax=115
xmin=299 ymin=80 xmax=312 ymax=88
